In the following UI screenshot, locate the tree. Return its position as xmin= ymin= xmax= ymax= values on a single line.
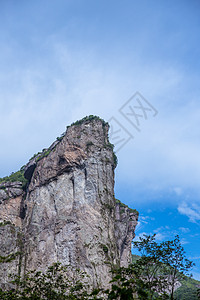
xmin=161 ymin=235 xmax=195 ymax=300
xmin=105 ymin=265 xmax=148 ymax=300
xmin=133 ymin=234 xmax=169 ymax=299
xmin=0 ymin=263 xmax=100 ymax=300
xmin=197 ymin=286 xmax=200 ymax=299
xmin=0 ymin=235 xmax=195 ymax=300
xmin=133 ymin=234 xmax=195 ymax=300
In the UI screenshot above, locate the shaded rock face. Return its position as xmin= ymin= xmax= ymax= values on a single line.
xmin=0 ymin=118 xmax=138 ymax=288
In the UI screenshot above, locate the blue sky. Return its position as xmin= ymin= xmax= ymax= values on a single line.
xmin=0 ymin=1 xmax=200 ymax=279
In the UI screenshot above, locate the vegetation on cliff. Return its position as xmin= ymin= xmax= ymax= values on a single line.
xmin=0 ymin=167 xmax=27 ymax=189
xmin=0 ymin=234 xmax=197 ymax=300
xmin=131 ymin=234 xmax=196 ymax=299
xmin=115 ymin=198 xmax=139 ymax=215
xmin=68 ymin=115 xmax=108 ymax=128
xmin=0 ymin=116 xmax=118 ymax=189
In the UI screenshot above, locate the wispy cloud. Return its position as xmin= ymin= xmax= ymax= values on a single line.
xmin=189 ymin=256 xmax=200 ymax=260
xmin=178 ymin=202 xmax=200 ymax=223
xmin=153 ymin=226 xmax=174 ymax=242
xmin=135 ymin=215 xmax=155 ymax=233
xmin=179 ymin=227 xmax=190 ymax=233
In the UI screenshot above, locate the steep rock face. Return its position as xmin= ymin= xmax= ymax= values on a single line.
xmin=0 ymin=182 xmax=23 ymax=227
xmin=115 ymin=202 xmax=138 ymax=267
xmin=0 ymin=117 xmax=138 ymax=288
xmin=0 ymin=223 xmax=23 ymax=289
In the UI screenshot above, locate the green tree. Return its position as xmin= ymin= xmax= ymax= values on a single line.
xmin=133 ymin=234 xmax=169 ymax=299
xmin=0 ymin=235 xmax=195 ymax=300
xmin=133 ymin=234 xmax=194 ymax=300
xmin=105 ymin=265 xmax=148 ymax=300
xmin=197 ymin=286 xmax=200 ymax=299
xmin=161 ymin=235 xmax=195 ymax=300
xmin=0 ymin=263 xmax=101 ymax=300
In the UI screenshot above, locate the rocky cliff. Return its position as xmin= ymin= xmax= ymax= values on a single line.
xmin=0 ymin=116 xmax=138 ymax=288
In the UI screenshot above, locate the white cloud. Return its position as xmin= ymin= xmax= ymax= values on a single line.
xmin=135 ymin=215 xmax=155 ymax=233
xmin=179 ymin=227 xmax=190 ymax=233
xmin=152 ymin=226 xmax=185 ymax=242
xmin=140 ymin=216 xmax=155 ymax=222
xmin=155 ymin=233 xmax=166 ymax=242
xmin=180 ymin=238 xmax=189 ymax=245
xmin=178 ymin=202 xmax=200 ymax=223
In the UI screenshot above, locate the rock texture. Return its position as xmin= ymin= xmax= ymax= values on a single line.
xmin=0 ymin=182 xmax=23 ymax=227
xmin=0 ymin=117 xmax=138 ymax=288
xmin=0 ymin=223 xmax=22 ymax=289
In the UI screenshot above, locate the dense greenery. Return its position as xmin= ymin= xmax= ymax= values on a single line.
xmin=132 ymin=234 xmax=195 ymax=299
xmin=115 ymin=198 xmax=139 ymax=215
xmin=68 ymin=115 xmax=108 ymax=128
xmin=28 ymin=148 xmax=52 ymax=163
xmin=132 ymin=254 xmax=200 ymax=300
xmin=0 ymin=263 xmax=99 ymax=300
xmin=174 ymin=276 xmax=200 ymax=300
xmin=0 ymin=168 xmax=27 ymax=189
xmin=0 ymin=235 xmax=197 ymax=299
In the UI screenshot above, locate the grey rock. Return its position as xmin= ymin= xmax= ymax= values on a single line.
xmin=0 ymin=195 xmax=23 ymax=227
xmin=0 ymin=117 xmax=138 ymax=289
xmin=0 ymin=182 xmax=23 ymax=202
xmin=0 ymin=189 xmax=8 ymax=201
xmin=0 ymin=224 xmax=22 ymax=289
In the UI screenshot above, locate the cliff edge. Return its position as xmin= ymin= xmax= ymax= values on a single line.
xmin=0 ymin=116 xmax=138 ymax=288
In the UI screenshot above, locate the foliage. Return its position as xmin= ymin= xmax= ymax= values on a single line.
xmin=30 ymin=132 xmax=65 ymax=163
xmin=0 ymin=252 xmax=21 ymax=264
xmin=0 ymin=263 xmax=101 ymax=300
xmin=68 ymin=115 xmax=108 ymax=128
xmin=35 ymin=149 xmax=51 ymax=162
xmin=105 ymin=265 xmax=148 ymax=300
xmin=174 ymin=276 xmax=200 ymax=300
xmin=113 ymin=151 xmax=118 ymax=168
xmin=29 ymin=148 xmax=52 ymax=163
xmin=56 ymin=132 xmax=65 ymax=142
xmin=0 ymin=235 xmax=197 ymax=300
xmin=197 ymin=286 xmax=200 ymax=299
xmin=132 ymin=235 xmax=169 ymax=299
xmin=107 ymin=235 xmax=196 ymax=299
xmin=160 ymin=235 xmax=195 ymax=299
xmin=132 ymin=234 xmax=195 ymax=300
xmin=115 ymin=199 xmax=139 ymax=215
xmin=0 ymin=220 xmax=12 ymax=227
xmin=101 ymin=244 xmax=109 ymax=253
xmin=0 ymin=169 xmax=27 ymax=189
